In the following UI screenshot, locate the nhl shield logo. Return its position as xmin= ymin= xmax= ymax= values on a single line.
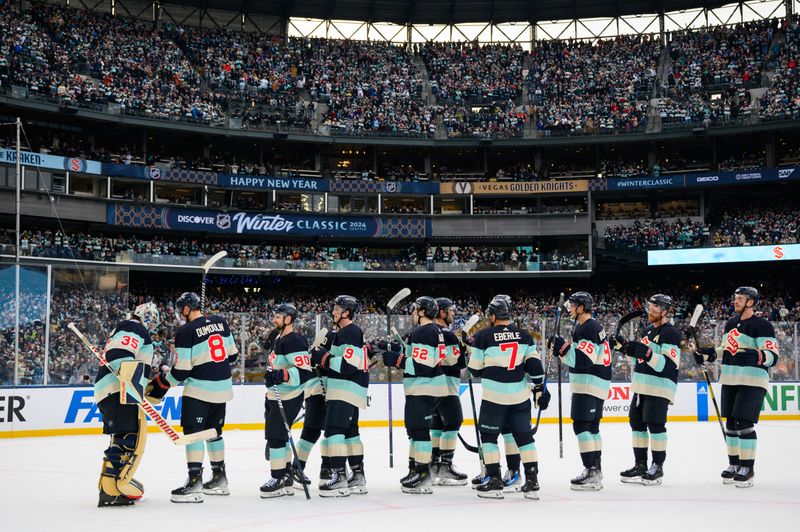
xmin=148 ymin=166 xmax=162 ymax=180
xmin=383 ymin=182 xmax=399 ymax=193
xmin=216 ymin=213 xmax=231 ymax=230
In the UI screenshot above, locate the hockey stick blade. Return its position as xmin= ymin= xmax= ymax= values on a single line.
xmin=310 ymin=327 xmax=329 ymax=350
xmin=458 ymin=433 xmax=480 ymax=454
xmin=689 ymin=304 xmax=704 ymax=329
xmin=461 ymin=314 xmax=480 ymax=334
xmin=68 ymin=323 xmax=211 ymax=446
xmin=614 ymin=309 xmax=646 ymax=336
xmin=387 ymin=287 xmax=411 ymax=310
xmin=202 ymin=250 xmax=227 ymax=273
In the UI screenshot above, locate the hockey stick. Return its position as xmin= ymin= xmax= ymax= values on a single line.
xmin=386 ymin=287 xmax=411 ymax=468
xmin=554 ymin=293 xmax=565 ymax=459
xmin=614 ymin=309 xmax=647 ymax=338
xmin=688 ymin=305 xmax=726 ymax=443
xmin=311 ymin=327 xmax=329 ymax=399
xmin=460 ymin=314 xmax=484 ymax=462
xmin=271 ymin=384 xmax=311 ymax=500
xmin=200 ymin=251 xmax=227 ymax=313
xmin=68 ymin=323 xmax=216 ymax=446
xmin=390 ymin=326 xmax=408 ymax=350
xmin=310 ymin=327 xmax=329 ymax=350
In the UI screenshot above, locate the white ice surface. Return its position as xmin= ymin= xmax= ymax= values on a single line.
xmin=1 ymin=421 xmax=798 ymax=532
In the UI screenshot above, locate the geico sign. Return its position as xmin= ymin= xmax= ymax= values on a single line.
xmin=64 ymin=390 xmax=182 ymax=423
xmin=0 ymin=395 xmax=26 ymax=423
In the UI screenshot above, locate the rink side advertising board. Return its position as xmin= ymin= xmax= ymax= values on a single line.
xmin=0 ymin=148 xmax=101 ymax=175
xmin=648 ymin=244 xmax=800 ymax=266
xmin=2 ymin=382 xmax=797 ymax=438
xmin=107 ymin=203 xmax=430 ymax=239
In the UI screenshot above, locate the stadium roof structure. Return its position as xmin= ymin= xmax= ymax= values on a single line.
xmin=168 ymin=0 xmax=735 ymax=24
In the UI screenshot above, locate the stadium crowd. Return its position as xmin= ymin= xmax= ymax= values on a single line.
xmin=3 ymin=3 xmax=798 ymax=141
xmin=527 ymin=35 xmax=658 ymax=135
xmin=603 ymin=202 xmax=800 ymax=252
xmin=7 ymin=229 xmax=587 ymax=271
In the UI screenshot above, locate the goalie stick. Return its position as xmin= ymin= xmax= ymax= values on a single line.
xmin=386 ymin=287 xmax=411 ymax=468
xmin=68 ymin=323 xmax=216 ymax=446
xmin=311 ymin=327 xmax=329 ymax=398
xmin=458 ymin=314 xmax=484 ymax=460
xmin=554 ymin=293 xmax=566 ymax=458
xmin=688 ymin=304 xmax=726 ymax=442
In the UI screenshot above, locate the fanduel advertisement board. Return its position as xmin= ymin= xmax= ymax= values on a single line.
xmin=107 ymin=204 xmax=429 ymax=239
xmin=0 ymin=148 xmax=101 ymax=175
xmin=2 ymin=382 xmax=797 ymax=438
xmin=648 ymin=244 xmax=800 ymax=266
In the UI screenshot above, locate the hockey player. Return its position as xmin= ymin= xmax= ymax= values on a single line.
xmin=310 ymin=295 xmax=369 ymax=497
xmin=95 ymin=302 xmax=159 ymax=507
xmin=694 ymin=286 xmax=779 ymax=487
xmin=430 ymin=297 xmax=468 ymax=486
xmin=549 ymin=291 xmax=611 ymax=491
xmin=468 ymin=297 xmax=549 ymax=500
xmin=292 ymin=328 xmax=331 ymax=491
xmin=469 ymin=294 xmax=525 ymax=492
xmin=613 ymin=294 xmax=682 ymax=485
xmin=148 ymin=292 xmax=238 ymax=503
xmin=260 ymin=303 xmax=312 ymax=498
xmin=382 ymin=296 xmax=446 ymax=494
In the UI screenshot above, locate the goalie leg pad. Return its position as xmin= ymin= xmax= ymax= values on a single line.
xmin=116 ymin=410 xmax=148 ymax=498
xmin=100 ymin=411 xmax=147 ymax=499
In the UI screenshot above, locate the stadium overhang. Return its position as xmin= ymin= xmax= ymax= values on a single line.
xmin=168 ymin=0 xmax=737 ymax=24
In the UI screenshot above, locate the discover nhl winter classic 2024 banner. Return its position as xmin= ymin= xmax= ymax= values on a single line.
xmin=1 ymin=382 xmax=798 ymax=438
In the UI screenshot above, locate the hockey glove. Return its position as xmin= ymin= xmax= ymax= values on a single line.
xmin=533 ymin=383 xmax=551 ymax=410
xmin=611 ymin=334 xmax=628 ymax=353
xmin=144 ymin=366 xmax=171 ymax=403
xmin=550 ymin=336 xmax=570 ymax=357
xmin=732 ymin=348 xmax=762 ymax=367
xmin=310 ymin=347 xmax=331 ymax=368
xmin=264 ymin=368 xmax=288 ymax=387
xmin=693 ymin=347 xmax=717 ymax=365
xmin=459 ymin=330 xmax=473 ymax=347
xmin=381 ymin=350 xmax=405 ymax=369
xmin=321 ymin=330 xmax=336 ymax=349
xmin=623 ymin=340 xmax=652 ymax=362
xmin=371 ymin=339 xmax=403 ymax=352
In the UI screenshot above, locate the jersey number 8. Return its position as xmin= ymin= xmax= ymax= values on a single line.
xmin=208 ymin=334 xmax=227 ymax=362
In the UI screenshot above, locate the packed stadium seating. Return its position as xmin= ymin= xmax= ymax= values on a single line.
xmin=2 ymin=3 xmax=798 ymax=139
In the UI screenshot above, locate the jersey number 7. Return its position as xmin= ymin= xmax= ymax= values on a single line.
xmin=500 ymin=342 xmax=519 ymax=370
